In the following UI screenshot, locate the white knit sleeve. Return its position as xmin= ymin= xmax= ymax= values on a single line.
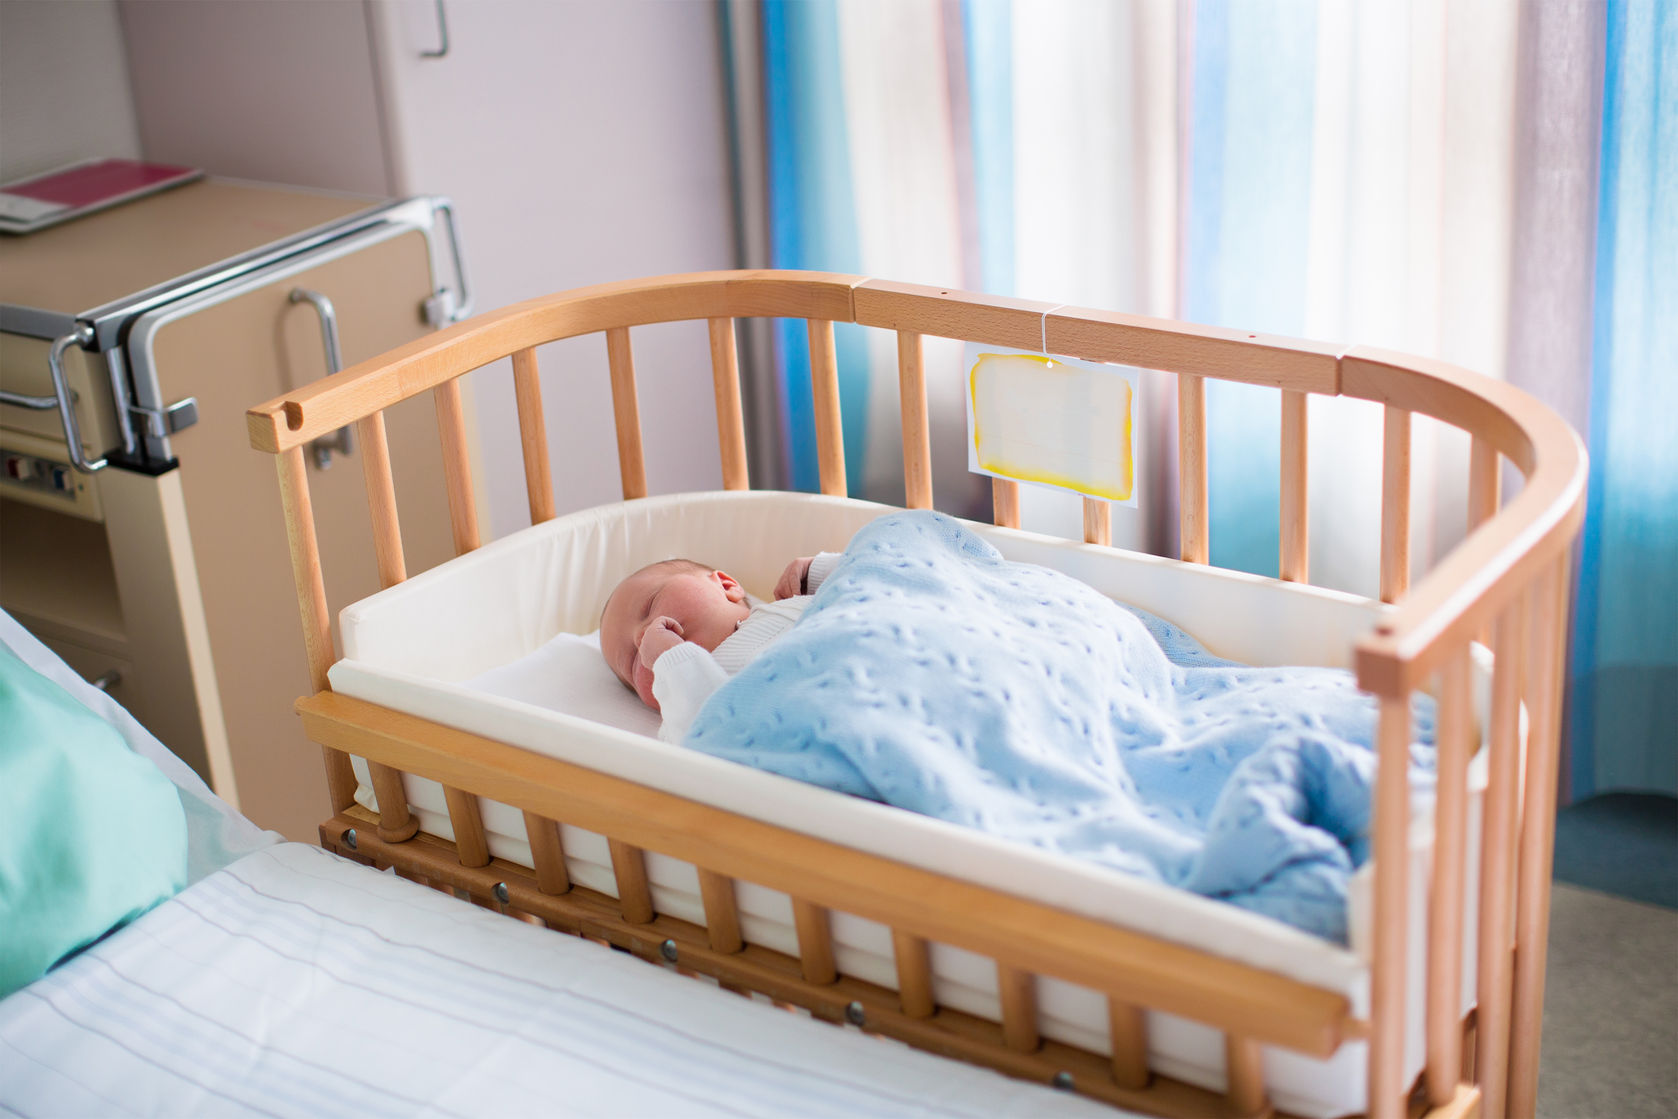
xmin=650 ymin=642 xmax=730 ymax=743
xmin=805 ymin=551 xmax=843 ymax=593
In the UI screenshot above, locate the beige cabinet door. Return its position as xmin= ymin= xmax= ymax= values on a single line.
xmin=139 ymin=227 xmax=460 ymax=840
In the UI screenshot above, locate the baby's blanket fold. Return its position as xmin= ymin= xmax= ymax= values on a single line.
xmin=685 ymin=511 xmax=1435 ymax=942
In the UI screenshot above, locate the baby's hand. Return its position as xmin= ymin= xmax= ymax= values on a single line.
xmin=638 ymin=616 xmax=686 ymax=668
xmin=775 ymin=556 xmax=815 ymax=600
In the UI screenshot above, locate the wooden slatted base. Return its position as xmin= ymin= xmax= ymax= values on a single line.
xmin=322 ymin=810 xmax=1259 ymax=1118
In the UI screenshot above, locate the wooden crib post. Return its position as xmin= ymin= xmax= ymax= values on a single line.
xmin=896 ymin=330 xmax=933 ymax=509
xmin=1380 ymin=406 xmax=1412 ymax=603
xmin=1508 ymin=552 xmax=1572 ymax=1119
xmin=697 ymin=869 xmax=744 ymax=954
xmin=354 ymin=413 xmax=422 ymax=843
xmin=808 ymin=318 xmax=847 ymax=497
xmin=608 ymin=838 xmax=655 ymax=924
xmin=522 ymin=811 xmax=571 ymax=894
xmin=996 ymin=963 xmax=1040 ymax=1052
xmin=511 ymin=346 xmax=557 ymax=524
xmin=442 ymin=786 xmax=491 ymax=868
xmin=434 ymin=377 xmax=482 ymax=554
xmin=1369 ymin=694 xmax=1413 ymax=1119
xmin=1083 ymin=498 xmax=1112 ymax=546
xmin=992 ymin=478 xmax=1020 ymax=529
xmin=1425 ymin=649 xmax=1474 ymax=1106
xmin=1475 ymin=602 xmax=1527 ymax=1118
xmin=708 ymin=318 xmax=750 ymax=491
xmin=792 ymin=898 xmax=838 ymax=985
xmin=891 ymin=930 xmax=935 ymax=1018
xmin=605 ymin=326 xmax=648 ymax=500
xmin=275 ymin=445 xmax=357 ymax=814
xmin=1178 ymin=373 xmax=1209 ymax=564
xmin=1467 ymin=437 xmax=1501 ymax=644
xmin=1106 ymin=1000 xmax=1150 ymax=1089
xmin=1280 ymin=389 xmax=1309 ymax=582
xmin=1224 ymin=1035 xmax=1268 ymax=1117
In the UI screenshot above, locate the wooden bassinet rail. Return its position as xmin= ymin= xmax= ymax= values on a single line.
xmin=248 ymin=271 xmax=1585 ymax=1119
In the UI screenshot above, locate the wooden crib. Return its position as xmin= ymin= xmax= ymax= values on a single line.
xmin=246 ymin=271 xmax=1585 ymax=1119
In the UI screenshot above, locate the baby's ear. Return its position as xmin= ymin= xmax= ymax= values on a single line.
xmin=713 ymin=570 xmax=747 ymax=603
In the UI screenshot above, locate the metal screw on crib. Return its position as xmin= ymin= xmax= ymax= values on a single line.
xmin=493 ymin=882 xmax=510 ymax=904
xmin=845 ymin=1001 xmax=866 ymax=1027
xmin=1052 ymin=1071 xmax=1075 ymax=1091
xmin=343 ymin=828 xmax=358 ymax=851
xmin=660 ymin=939 xmax=679 ymax=963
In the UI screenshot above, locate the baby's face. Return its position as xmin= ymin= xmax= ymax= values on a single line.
xmin=600 ymin=562 xmax=750 ymax=709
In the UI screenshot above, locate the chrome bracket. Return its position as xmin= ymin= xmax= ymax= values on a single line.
xmin=289 ymin=287 xmax=354 ymax=468
xmin=48 ymin=326 xmax=106 ymax=474
xmin=128 ymin=397 xmax=199 ymax=439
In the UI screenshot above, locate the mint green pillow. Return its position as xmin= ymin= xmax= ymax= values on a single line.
xmin=0 ymin=644 xmax=187 ymax=997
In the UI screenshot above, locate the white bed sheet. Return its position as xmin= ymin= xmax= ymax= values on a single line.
xmin=0 ymin=843 xmax=1126 ymax=1119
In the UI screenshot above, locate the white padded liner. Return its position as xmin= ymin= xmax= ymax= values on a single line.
xmin=333 ymin=491 xmax=1487 ymax=1118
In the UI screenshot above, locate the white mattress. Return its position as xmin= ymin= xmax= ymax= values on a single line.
xmin=329 ymin=490 xmax=1489 ymax=1117
xmin=0 ymin=842 xmax=1123 ymax=1118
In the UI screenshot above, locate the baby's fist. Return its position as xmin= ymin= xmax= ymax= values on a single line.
xmin=775 ymin=556 xmax=815 ymax=600
xmin=638 ymin=616 xmax=685 ymax=668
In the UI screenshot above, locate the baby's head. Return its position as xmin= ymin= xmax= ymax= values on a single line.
xmin=599 ymin=558 xmax=750 ymax=709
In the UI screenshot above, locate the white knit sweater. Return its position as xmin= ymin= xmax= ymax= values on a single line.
xmin=649 ymin=552 xmax=840 ymax=743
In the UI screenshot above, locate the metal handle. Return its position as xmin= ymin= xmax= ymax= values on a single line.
xmin=424 ymin=198 xmax=473 ymax=325
xmin=288 ymin=288 xmax=353 ymax=468
xmin=46 ymin=326 xmax=106 ymax=474
xmin=421 ymin=0 xmax=449 ymax=57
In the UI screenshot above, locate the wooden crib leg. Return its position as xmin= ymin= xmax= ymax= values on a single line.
xmin=522 ymin=811 xmax=570 ymax=894
xmin=443 ymin=785 xmax=490 ymax=868
xmin=792 ymin=898 xmax=837 ymax=985
xmin=997 ymin=963 xmax=1040 ymax=1053
xmin=698 ymin=869 xmax=744 ymax=954
xmin=608 ymin=839 xmax=654 ymax=924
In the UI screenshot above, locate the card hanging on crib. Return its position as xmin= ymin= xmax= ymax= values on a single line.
xmin=964 ymin=344 xmax=1139 ymax=507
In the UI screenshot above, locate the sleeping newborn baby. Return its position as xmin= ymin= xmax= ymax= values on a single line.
xmin=596 ymin=510 xmax=1436 ymax=943
xmin=599 ymin=552 xmax=840 ymax=742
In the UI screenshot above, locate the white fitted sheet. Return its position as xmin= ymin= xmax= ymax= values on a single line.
xmin=0 ymin=843 xmax=1125 ymax=1119
xmin=330 ymin=490 xmax=1488 ymax=1117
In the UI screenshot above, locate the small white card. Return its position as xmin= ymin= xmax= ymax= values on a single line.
xmin=965 ymin=343 xmax=1139 ymax=506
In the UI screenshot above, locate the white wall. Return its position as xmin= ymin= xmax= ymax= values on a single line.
xmin=0 ymin=0 xmax=142 ymax=183
xmin=368 ymin=0 xmax=737 ymax=535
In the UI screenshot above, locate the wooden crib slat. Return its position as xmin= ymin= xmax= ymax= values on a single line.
xmin=1369 ymin=695 xmax=1413 ymax=1119
xmin=792 ymin=898 xmax=838 ymax=985
xmin=511 ymin=346 xmax=556 ymax=524
xmin=368 ymin=762 xmax=419 ymax=842
xmin=997 ymin=963 xmax=1040 ymax=1052
xmin=1178 ymin=374 xmax=1209 ymax=564
xmin=992 ymin=478 xmax=1020 ymax=529
xmin=1083 ymin=498 xmax=1111 ymax=546
xmin=1379 ymin=406 xmax=1412 ymax=603
xmin=1508 ymin=553 xmax=1571 ymax=1119
xmin=697 ymin=868 xmax=744 ymax=954
xmin=357 ymin=411 xmax=407 ymax=587
xmin=275 ymin=446 xmax=355 ymax=811
xmin=443 ymin=785 xmax=490 ymax=868
xmin=808 ymin=318 xmax=847 ymax=497
xmin=1107 ymin=999 xmax=1150 ymax=1089
xmin=897 ymin=330 xmax=933 ymax=509
xmin=605 ymin=326 xmax=648 ymax=500
xmin=608 ymin=838 xmax=654 ymax=924
xmin=708 ymin=318 xmax=749 ymax=490
xmin=522 ymin=811 xmax=571 ymax=894
xmin=891 ymin=929 xmax=935 ymax=1018
xmin=1280 ymin=388 xmax=1309 ymax=583
xmin=1468 ymin=435 xmax=1500 ymax=534
xmin=1223 ymin=1035 xmax=1267 ymax=1118
xmin=1475 ymin=604 xmax=1527 ymax=1118
xmin=1426 ymin=648 xmax=1475 ymax=1105
xmin=433 ymin=378 xmax=482 ymax=554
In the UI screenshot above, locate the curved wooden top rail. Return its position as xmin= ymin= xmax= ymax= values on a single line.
xmin=247 ymin=270 xmax=1586 ymax=699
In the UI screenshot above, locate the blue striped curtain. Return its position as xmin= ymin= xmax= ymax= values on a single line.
xmin=1571 ymin=0 xmax=1677 ymax=799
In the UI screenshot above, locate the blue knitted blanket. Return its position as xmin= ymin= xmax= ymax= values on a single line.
xmin=685 ymin=511 xmax=1435 ymax=941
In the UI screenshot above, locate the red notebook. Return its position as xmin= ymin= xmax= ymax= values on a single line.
xmin=0 ymin=159 xmax=203 ymax=234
